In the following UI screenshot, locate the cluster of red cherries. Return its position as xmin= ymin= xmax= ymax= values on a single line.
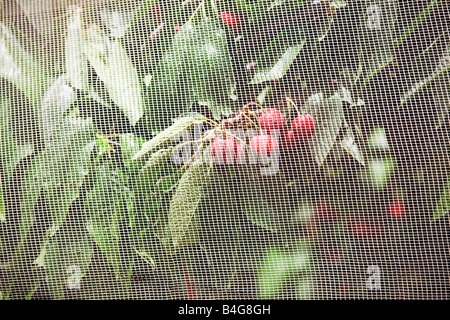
xmin=211 ymin=108 xmax=316 ymax=164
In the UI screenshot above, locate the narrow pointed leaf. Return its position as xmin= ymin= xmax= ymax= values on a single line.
xmin=168 ymin=158 xmax=211 ymax=247
xmin=0 ymin=22 xmax=48 ymax=108
xmin=132 ymin=116 xmax=204 ymax=161
xmin=43 ymin=231 xmax=94 ymax=299
xmin=434 ymin=177 xmax=450 ymax=220
xmin=85 ymin=162 xmax=130 ymax=278
xmin=84 ymin=26 xmax=144 ymax=125
xmin=303 ymin=91 xmax=344 ymax=167
xmin=65 ymin=6 xmax=89 ymax=90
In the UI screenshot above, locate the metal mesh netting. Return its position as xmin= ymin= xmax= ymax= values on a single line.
xmin=0 ymin=0 xmax=449 ymax=300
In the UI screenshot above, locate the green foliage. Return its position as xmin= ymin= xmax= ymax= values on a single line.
xmin=250 ymin=30 xmax=306 ymax=84
xmin=144 ymin=19 xmax=236 ymax=127
xmin=1 ymin=0 xmax=449 ymax=299
xmin=434 ymin=177 xmax=450 ymax=220
xmin=84 ymin=162 xmax=132 ymax=279
xmin=168 ymin=157 xmax=211 ymax=247
xmin=0 ymin=174 xmax=4 ymax=222
xmin=393 ymin=0 xmax=442 ymax=49
xmin=132 ymin=116 xmax=205 ymax=161
xmin=0 ymin=22 xmax=49 ymax=109
xmin=196 ymin=171 xmax=242 ymax=289
xmin=0 ymin=95 xmax=33 ymax=223
xmin=303 ymin=91 xmax=344 ymax=167
xmin=84 ymin=26 xmax=145 ymax=126
xmin=400 ymin=47 xmax=450 ymax=109
xmin=133 ymin=147 xmax=174 ymax=226
xmin=40 ymin=75 xmax=78 ymax=144
xmin=340 ymin=127 xmax=365 ymax=166
xmin=65 ymin=6 xmax=89 ymax=91
xmin=0 ymin=98 xmax=34 ymax=184
xmin=241 ymin=171 xmax=290 ymax=232
xmin=258 ymin=244 xmax=311 ymax=299
xmin=40 ymin=228 xmax=94 ymax=299
xmin=20 ymin=117 xmax=97 ymax=240
xmin=357 ymin=0 xmax=397 ymax=88
xmin=366 ymin=158 xmax=396 ymax=190
xmin=120 ymin=133 xmax=148 ymax=171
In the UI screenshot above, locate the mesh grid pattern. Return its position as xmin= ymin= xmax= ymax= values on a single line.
xmin=0 ymin=0 xmax=449 ymax=300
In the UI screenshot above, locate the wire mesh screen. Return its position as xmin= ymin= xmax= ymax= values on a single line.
xmin=0 ymin=0 xmax=449 ymax=300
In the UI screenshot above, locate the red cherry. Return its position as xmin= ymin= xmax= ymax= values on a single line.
xmin=283 ymin=130 xmax=297 ymax=149
xmin=387 ymin=201 xmax=405 ymax=218
xmin=259 ymin=108 xmax=286 ymax=132
xmin=212 ymin=136 xmax=238 ymax=165
xmin=350 ymin=221 xmax=368 ymax=236
xmin=249 ymin=135 xmax=278 ymax=157
xmin=292 ymin=114 xmax=316 ymax=140
xmin=175 ymin=25 xmax=180 ymax=32
xmin=236 ymin=143 xmax=243 ymax=164
xmin=151 ymin=4 xmax=161 ymax=20
xmin=220 ymin=11 xmax=242 ymax=30
xmin=314 ymin=201 xmax=337 ymax=222
xmin=337 ymin=282 xmax=351 ymax=294
xmin=349 ymin=221 xmax=380 ymax=238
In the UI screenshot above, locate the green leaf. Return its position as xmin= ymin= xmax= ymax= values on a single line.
xmin=250 ymin=26 xmax=307 ymax=84
xmin=393 ymin=0 xmax=441 ymax=49
xmin=0 ymin=98 xmax=34 ymax=183
xmin=258 ymin=245 xmax=310 ymax=298
xmin=188 ymin=21 xmax=237 ymax=119
xmin=368 ymin=126 xmax=389 ymax=149
xmin=130 ymin=148 xmax=174 ymax=262
xmin=20 ymin=117 xmax=97 ymax=240
xmin=296 ymin=277 xmax=313 ymax=299
xmin=292 ymin=200 xmax=314 ymax=223
xmin=99 ymin=8 xmax=133 ymax=39
xmin=40 ymin=75 xmax=77 ymax=145
xmin=128 ymin=0 xmax=158 ymax=33
xmin=0 ymin=174 xmax=4 ymax=222
xmin=155 ymin=171 xmax=183 ymax=193
xmin=257 ymin=85 xmax=274 ymax=105
xmin=42 ymin=229 xmax=94 ymax=299
xmin=132 ymin=116 xmax=204 ymax=161
xmin=129 ymin=206 xmax=163 ymax=267
xmin=0 ymin=22 xmax=49 ymax=108
xmin=340 ymin=127 xmax=365 ymax=166
xmin=431 ymin=57 xmax=450 ymax=129
xmin=144 ymin=19 xmax=236 ymax=127
xmin=84 ymin=26 xmax=144 ymax=125
xmin=119 ymin=133 xmax=147 ymax=168
xmin=19 ymin=152 xmax=46 ymax=238
xmin=137 ymin=148 xmax=174 ymax=184
xmin=84 ymin=162 xmax=131 ymax=278
xmin=303 ymin=91 xmax=344 ymax=167
xmin=366 ymin=158 xmax=396 ymax=190
xmin=1 ymin=95 xmax=34 ymax=223
xmin=65 ymin=6 xmax=89 ymax=90
xmin=240 ymin=171 xmax=290 ymax=232
xmin=133 ymin=147 xmax=173 ymax=226
xmin=358 ymin=0 xmax=397 ymax=89
xmin=399 ymin=49 xmax=450 ymax=109
xmin=44 ymin=119 xmax=97 ymax=237
xmin=433 ymin=177 xmax=450 ymax=220
xmin=330 ymin=1 xmax=347 ymax=9
xmin=196 ymin=172 xmax=242 ymax=289
xmin=168 ymin=157 xmax=211 ymax=247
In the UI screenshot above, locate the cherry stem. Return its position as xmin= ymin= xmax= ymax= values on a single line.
xmin=286 ymin=97 xmax=301 ymax=116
